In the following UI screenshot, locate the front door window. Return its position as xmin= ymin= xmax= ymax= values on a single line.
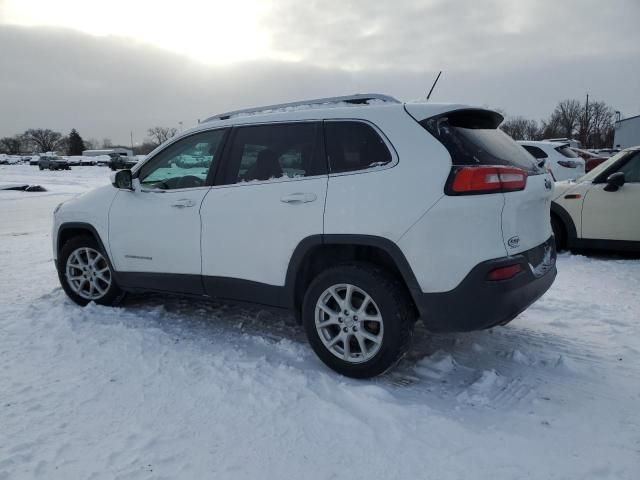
xmin=138 ymin=129 xmax=227 ymax=189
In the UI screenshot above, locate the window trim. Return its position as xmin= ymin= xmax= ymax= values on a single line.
xmin=133 ymin=128 xmax=229 ymax=191
xmin=213 ymin=120 xmax=327 ymax=188
xmin=322 ymin=118 xmax=399 ymax=177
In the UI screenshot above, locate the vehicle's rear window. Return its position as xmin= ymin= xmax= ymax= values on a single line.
xmin=420 ymin=110 xmax=542 ymax=174
xmin=555 ymin=145 xmax=579 ymax=158
xmin=522 ymin=145 xmax=548 ymax=159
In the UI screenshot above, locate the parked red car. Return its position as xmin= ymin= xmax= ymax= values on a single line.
xmin=570 ymin=148 xmax=607 ymax=173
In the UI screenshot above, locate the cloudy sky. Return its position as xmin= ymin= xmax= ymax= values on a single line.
xmin=1 ymin=0 xmax=638 ymax=145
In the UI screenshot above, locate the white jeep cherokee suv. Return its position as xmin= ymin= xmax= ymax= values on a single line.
xmin=52 ymin=94 xmax=557 ymax=378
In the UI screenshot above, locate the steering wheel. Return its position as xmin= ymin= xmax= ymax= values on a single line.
xmin=175 ymin=175 xmax=204 ymax=189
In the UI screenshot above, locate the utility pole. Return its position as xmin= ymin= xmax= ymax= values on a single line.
xmin=584 ymin=93 xmax=589 ymax=148
xmin=130 ymin=131 xmax=134 ymax=150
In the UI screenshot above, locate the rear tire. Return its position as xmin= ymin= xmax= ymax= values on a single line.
xmin=58 ymin=235 xmax=123 ymax=306
xmin=302 ymin=263 xmax=414 ymax=378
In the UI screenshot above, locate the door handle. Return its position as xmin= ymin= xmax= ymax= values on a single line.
xmin=171 ymin=199 xmax=196 ymax=208
xmin=280 ymin=193 xmax=317 ymax=204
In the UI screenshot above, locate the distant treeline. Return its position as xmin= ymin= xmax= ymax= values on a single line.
xmin=0 ymin=98 xmax=620 ymax=155
xmin=499 ymin=98 xmax=617 ymax=148
xmin=0 ymin=126 xmax=179 ymax=156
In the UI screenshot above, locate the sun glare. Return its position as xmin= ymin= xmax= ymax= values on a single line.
xmin=3 ymin=0 xmax=272 ymax=64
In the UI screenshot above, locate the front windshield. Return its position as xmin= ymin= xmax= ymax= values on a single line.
xmin=578 ymin=150 xmax=633 ymax=182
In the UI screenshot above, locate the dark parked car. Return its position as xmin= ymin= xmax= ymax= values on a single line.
xmin=38 ymin=156 xmax=71 ymax=170
xmin=108 ymin=154 xmax=138 ymax=170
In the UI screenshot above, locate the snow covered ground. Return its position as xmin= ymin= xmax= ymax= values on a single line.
xmin=1 ymin=164 xmax=639 ymax=479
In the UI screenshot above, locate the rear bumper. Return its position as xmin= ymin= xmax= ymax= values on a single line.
xmin=414 ymin=237 xmax=556 ymax=332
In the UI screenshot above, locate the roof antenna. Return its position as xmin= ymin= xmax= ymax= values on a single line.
xmin=426 ymin=71 xmax=442 ymax=101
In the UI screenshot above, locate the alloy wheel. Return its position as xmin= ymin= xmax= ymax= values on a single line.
xmin=314 ymin=283 xmax=384 ymax=363
xmin=65 ymin=247 xmax=112 ymax=300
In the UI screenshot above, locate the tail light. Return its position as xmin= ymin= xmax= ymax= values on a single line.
xmin=487 ymin=263 xmax=522 ymax=281
xmin=557 ymin=160 xmax=579 ymax=168
xmin=447 ymin=166 xmax=527 ymax=195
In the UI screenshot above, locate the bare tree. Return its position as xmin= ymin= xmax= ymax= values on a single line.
xmin=102 ymin=138 xmax=113 ymax=148
xmin=24 ymin=129 xmax=63 ymax=153
xmin=541 ymin=99 xmax=582 ymax=140
xmin=82 ymin=138 xmax=98 ymax=150
xmin=556 ymin=99 xmax=582 ymax=138
xmin=504 ymin=98 xmax=618 ymax=148
xmin=581 ymin=101 xmax=615 ymax=148
xmin=57 ymin=136 xmax=70 ymax=155
xmin=0 ymin=135 xmax=23 ymax=154
xmin=541 ymin=113 xmax=562 ymax=139
xmin=539 ymin=98 xmax=616 ymax=148
xmin=500 ymin=117 xmax=541 ymax=140
xmin=147 ymin=126 xmax=178 ymax=146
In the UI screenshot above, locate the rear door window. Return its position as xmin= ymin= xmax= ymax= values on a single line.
xmin=420 ymin=110 xmax=542 ymax=174
xmin=221 ymin=122 xmax=324 ymax=184
xmin=324 ymin=121 xmax=392 ymax=173
xmin=522 ymin=145 xmax=548 ymax=159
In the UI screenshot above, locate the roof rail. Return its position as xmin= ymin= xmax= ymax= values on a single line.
xmin=204 ymin=93 xmax=400 ymax=122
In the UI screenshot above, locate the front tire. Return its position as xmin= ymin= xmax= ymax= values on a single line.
xmin=302 ymin=264 xmax=414 ymax=378
xmin=58 ymin=236 xmax=123 ymax=306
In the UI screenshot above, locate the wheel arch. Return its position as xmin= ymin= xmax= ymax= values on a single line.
xmin=550 ymin=202 xmax=578 ymax=246
xmin=285 ymin=234 xmax=421 ymax=318
xmin=57 ymin=222 xmax=109 ymax=261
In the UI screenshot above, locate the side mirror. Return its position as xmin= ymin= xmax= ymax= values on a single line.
xmin=112 ymin=169 xmax=133 ymax=190
xmin=604 ymin=171 xmax=625 ymax=192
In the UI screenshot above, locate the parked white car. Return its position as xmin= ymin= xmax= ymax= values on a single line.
xmin=518 ymin=141 xmax=585 ymax=181
xmin=551 ymin=146 xmax=640 ymax=252
xmin=51 ymin=94 xmax=557 ymax=377
xmin=0 ymin=154 xmax=23 ymax=165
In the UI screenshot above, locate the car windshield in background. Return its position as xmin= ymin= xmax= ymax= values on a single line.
xmin=555 ymin=145 xmax=579 ymax=158
xmin=421 ymin=111 xmax=542 ymax=174
xmin=578 ymin=150 xmax=632 ymax=182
